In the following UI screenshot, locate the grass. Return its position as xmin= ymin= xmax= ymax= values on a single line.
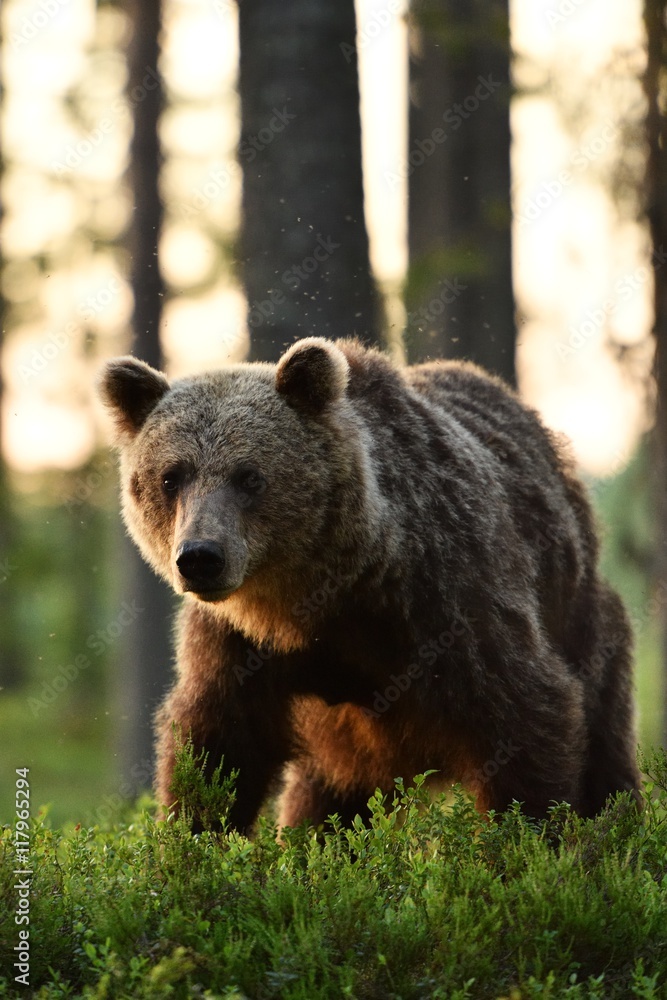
xmin=0 ymin=692 xmax=115 ymax=828
xmin=0 ymin=458 xmax=665 ymax=996
xmin=1 ymin=747 xmax=666 ymax=999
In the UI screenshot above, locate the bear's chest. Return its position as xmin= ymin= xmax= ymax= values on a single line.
xmin=299 ymin=608 xmax=422 ymax=707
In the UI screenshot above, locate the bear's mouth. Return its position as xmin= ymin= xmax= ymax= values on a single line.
xmin=189 ymin=586 xmax=238 ymax=603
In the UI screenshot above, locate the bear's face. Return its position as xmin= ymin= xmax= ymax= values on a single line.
xmin=98 ymin=339 xmax=355 ymax=613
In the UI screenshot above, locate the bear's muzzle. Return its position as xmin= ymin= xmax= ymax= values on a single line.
xmin=175 ymin=539 xmax=227 ymax=596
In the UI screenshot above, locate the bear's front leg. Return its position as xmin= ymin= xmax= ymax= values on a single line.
xmin=154 ymin=602 xmax=294 ymax=834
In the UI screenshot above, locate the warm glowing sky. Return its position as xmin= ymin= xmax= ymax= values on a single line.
xmin=0 ymin=0 xmax=652 ymax=475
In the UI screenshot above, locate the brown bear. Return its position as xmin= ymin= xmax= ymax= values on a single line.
xmin=98 ymin=337 xmax=641 ymax=833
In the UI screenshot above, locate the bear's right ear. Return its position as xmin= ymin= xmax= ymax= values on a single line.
xmin=97 ymin=356 xmax=170 ymax=441
xmin=275 ymin=338 xmax=349 ymax=414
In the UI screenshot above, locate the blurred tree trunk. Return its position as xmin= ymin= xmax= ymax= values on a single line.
xmin=643 ymin=0 xmax=667 ymax=748
xmin=238 ymin=0 xmax=380 ymax=361
xmin=406 ymin=0 xmax=515 ymax=385
xmin=117 ymin=0 xmax=174 ymax=795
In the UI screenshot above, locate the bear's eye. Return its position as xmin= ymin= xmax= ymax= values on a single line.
xmin=161 ymin=468 xmax=182 ymax=497
xmin=240 ymin=470 xmax=264 ymax=492
xmin=233 ymin=466 xmax=267 ymax=508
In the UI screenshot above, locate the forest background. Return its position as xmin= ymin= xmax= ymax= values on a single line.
xmin=1 ymin=0 xmax=666 ymax=828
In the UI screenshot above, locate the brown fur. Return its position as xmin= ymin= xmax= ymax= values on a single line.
xmin=98 ymin=337 xmax=641 ymax=833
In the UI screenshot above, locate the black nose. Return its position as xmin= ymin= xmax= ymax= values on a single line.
xmin=176 ymin=540 xmax=226 ymax=590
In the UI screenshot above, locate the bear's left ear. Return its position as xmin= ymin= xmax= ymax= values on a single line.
xmin=97 ymin=356 xmax=170 ymax=441
xmin=275 ymin=338 xmax=349 ymax=414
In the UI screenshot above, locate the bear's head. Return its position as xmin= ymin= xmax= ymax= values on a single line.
xmin=98 ymin=338 xmax=374 ymax=649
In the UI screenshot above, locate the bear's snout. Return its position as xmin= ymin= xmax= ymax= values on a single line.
xmin=176 ymin=539 xmax=227 ymax=594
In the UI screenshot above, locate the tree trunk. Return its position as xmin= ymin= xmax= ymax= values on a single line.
xmin=127 ymin=0 xmax=164 ymax=371
xmin=406 ymin=0 xmax=515 ymax=385
xmin=116 ymin=0 xmax=175 ymax=796
xmin=643 ymin=0 xmax=667 ymax=748
xmin=238 ymin=0 xmax=380 ymax=361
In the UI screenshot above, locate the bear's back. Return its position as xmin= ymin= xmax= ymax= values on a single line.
xmin=406 ymin=360 xmax=559 ymax=477
xmin=404 ymin=359 xmax=598 ymax=656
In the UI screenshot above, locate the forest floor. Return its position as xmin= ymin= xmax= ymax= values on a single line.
xmin=1 ymin=747 xmax=666 ymax=1000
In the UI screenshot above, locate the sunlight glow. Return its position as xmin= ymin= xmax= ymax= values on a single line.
xmin=0 ymin=0 xmax=654 ymax=478
xmin=5 ymin=394 xmax=95 ymax=473
xmin=512 ymin=0 xmax=644 ymax=68
xmin=511 ymin=0 xmax=651 ymax=472
xmin=356 ymin=0 xmax=409 ymax=284
xmin=162 ymin=287 xmax=249 ymax=377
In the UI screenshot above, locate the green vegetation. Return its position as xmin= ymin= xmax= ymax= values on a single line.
xmin=0 ymin=691 xmax=115 ymax=828
xmin=0 ymin=452 xmax=665 ymax=996
xmin=0 ymin=445 xmax=663 ymax=828
xmin=0 ymin=469 xmax=122 ymax=827
xmin=591 ymin=444 xmax=665 ymax=748
xmin=1 ymin=747 xmax=666 ymax=999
